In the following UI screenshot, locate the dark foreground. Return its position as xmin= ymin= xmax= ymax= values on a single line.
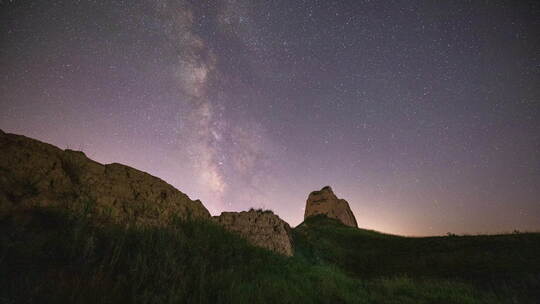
xmin=1 ymin=209 xmax=539 ymax=304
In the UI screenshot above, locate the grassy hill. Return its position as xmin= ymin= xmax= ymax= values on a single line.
xmin=294 ymin=215 xmax=540 ymax=303
xmin=1 ymin=208 xmax=539 ymax=303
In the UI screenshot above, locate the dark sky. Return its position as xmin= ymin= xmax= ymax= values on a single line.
xmin=1 ymin=0 xmax=539 ymax=235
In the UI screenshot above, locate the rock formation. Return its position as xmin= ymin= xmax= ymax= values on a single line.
xmin=0 ymin=130 xmax=210 ymax=226
xmin=304 ymin=186 xmax=358 ymax=228
xmin=213 ymin=209 xmax=294 ymax=256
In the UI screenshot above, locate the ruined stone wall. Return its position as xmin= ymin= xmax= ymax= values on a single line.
xmin=0 ymin=130 xmax=210 ymax=226
xmin=304 ymin=186 xmax=358 ymax=228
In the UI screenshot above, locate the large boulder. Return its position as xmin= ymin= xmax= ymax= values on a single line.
xmin=0 ymin=130 xmax=210 ymax=226
xmin=213 ymin=209 xmax=294 ymax=256
xmin=304 ymin=186 xmax=358 ymax=228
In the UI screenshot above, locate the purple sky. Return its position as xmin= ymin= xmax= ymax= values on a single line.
xmin=1 ymin=0 xmax=539 ymax=236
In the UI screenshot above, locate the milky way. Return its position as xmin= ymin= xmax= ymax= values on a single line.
xmin=1 ymin=1 xmax=539 ymax=235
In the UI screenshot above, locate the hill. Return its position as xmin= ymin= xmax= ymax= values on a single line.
xmin=294 ymin=215 xmax=540 ymax=302
xmin=0 ymin=207 xmax=537 ymax=304
xmin=2 ymin=208 xmax=539 ymax=303
xmin=0 ymin=129 xmax=210 ymax=226
xmin=1 ymin=130 xmax=539 ymax=303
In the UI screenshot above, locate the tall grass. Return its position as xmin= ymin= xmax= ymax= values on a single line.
xmin=0 ymin=208 xmax=513 ymax=303
xmin=294 ymin=215 xmax=540 ymax=303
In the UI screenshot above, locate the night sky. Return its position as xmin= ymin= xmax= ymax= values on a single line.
xmin=1 ymin=1 xmax=539 ymax=236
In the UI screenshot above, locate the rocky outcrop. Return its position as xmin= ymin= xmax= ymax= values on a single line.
xmin=304 ymin=186 xmax=358 ymax=228
xmin=0 ymin=130 xmax=210 ymax=226
xmin=213 ymin=209 xmax=294 ymax=256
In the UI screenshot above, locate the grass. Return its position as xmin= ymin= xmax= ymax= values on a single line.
xmin=0 ymin=208 xmax=516 ymax=303
xmin=0 ymin=207 xmax=361 ymax=304
xmin=294 ymin=215 xmax=540 ymax=303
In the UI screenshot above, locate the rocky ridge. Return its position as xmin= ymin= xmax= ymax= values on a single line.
xmin=304 ymin=186 xmax=358 ymax=228
xmin=0 ymin=130 xmax=210 ymax=226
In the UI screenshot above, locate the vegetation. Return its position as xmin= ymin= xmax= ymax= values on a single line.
xmin=294 ymin=215 xmax=540 ymax=303
xmin=248 ymin=207 xmax=275 ymax=214
xmin=1 ymin=209 xmax=538 ymax=303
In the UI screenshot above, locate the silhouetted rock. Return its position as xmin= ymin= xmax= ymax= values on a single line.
xmin=304 ymin=186 xmax=358 ymax=227
xmin=213 ymin=209 xmax=294 ymax=256
xmin=0 ymin=130 xmax=210 ymax=226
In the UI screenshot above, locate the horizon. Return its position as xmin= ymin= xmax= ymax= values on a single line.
xmin=1 ymin=1 xmax=539 ymax=236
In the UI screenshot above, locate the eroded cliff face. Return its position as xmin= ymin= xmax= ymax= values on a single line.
xmin=304 ymin=186 xmax=358 ymax=228
xmin=213 ymin=209 xmax=294 ymax=256
xmin=0 ymin=130 xmax=210 ymax=226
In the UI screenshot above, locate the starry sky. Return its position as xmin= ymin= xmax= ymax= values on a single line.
xmin=1 ymin=0 xmax=539 ymax=236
